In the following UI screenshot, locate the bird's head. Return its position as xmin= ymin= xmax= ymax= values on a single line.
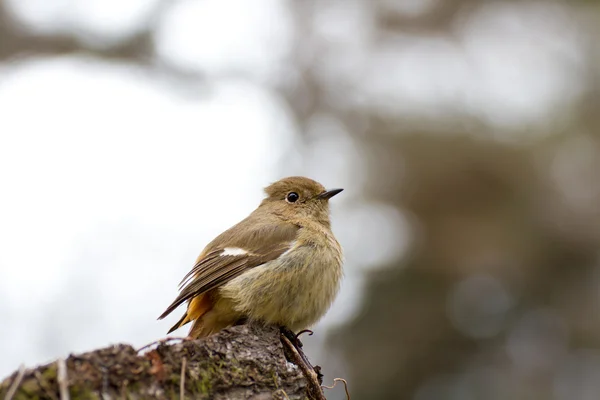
xmin=260 ymin=176 xmax=343 ymax=225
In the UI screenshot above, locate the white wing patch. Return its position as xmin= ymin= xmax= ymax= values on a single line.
xmin=221 ymin=247 xmax=248 ymax=256
xmin=280 ymin=241 xmax=298 ymax=257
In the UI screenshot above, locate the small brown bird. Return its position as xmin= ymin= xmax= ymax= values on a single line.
xmin=158 ymin=176 xmax=344 ymax=339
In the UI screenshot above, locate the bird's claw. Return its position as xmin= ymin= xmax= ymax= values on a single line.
xmin=296 ymin=329 xmax=314 ymax=338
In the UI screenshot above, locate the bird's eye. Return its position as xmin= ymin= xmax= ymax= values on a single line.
xmin=286 ymin=192 xmax=299 ymax=203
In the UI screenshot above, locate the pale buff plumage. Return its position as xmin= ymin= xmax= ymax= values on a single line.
xmin=159 ymin=176 xmax=343 ymax=338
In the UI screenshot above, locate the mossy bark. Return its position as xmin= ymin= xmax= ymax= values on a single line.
xmin=0 ymin=325 xmax=309 ymax=400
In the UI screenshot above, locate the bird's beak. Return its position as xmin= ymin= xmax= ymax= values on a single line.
xmin=318 ymin=188 xmax=344 ymax=200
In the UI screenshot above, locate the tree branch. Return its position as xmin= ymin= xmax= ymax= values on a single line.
xmin=0 ymin=325 xmax=313 ymax=400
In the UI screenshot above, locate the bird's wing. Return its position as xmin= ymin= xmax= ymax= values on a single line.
xmin=158 ymin=219 xmax=298 ymax=320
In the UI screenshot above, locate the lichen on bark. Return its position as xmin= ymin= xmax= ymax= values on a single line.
xmin=0 ymin=325 xmax=309 ymax=400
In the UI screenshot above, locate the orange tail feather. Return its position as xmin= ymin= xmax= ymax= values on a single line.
xmin=167 ymin=293 xmax=213 ymax=334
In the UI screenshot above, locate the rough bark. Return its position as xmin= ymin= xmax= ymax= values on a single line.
xmin=0 ymin=325 xmax=311 ymax=400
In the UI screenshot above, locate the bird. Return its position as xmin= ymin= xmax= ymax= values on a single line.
xmin=158 ymin=176 xmax=344 ymax=340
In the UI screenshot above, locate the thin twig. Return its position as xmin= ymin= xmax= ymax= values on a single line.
xmin=280 ymin=335 xmax=326 ymax=400
xmin=33 ymin=370 xmax=59 ymax=400
xmin=136 ymin=337 xmax=190 ymax=353
xmin=322 ymin=378 xmax=350 ymax=400
xmin=99 ymin=364 xmax=109 ymax=400
xmin=274 ymin=389 xmax=290 ymax=400
xmin=120 ymin=380 xmax=129 ymax=400
xmin=4 ymin=364 xmax=26 ymax=400
xmin=57 ymin=358 xmax=70 ymax=400
xmin=180 ymin=357 xmax=186 ymax=400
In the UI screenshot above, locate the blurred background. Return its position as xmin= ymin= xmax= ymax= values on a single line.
xmin=1 ymin=0 xmax=600 ymax=399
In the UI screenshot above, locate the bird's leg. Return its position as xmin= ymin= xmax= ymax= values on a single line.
xmin=279 ymin=326 xmax=324 ymax=385
xmin=294 ymin=328 xmax=324 ymax=381
xmin=296 ymin=329 xmax=314 ymax=344
xmin=280 ymin=327 xmax=314 ymax=348
xmin=279 ymin=329 xmax=325 ymax=398
xmin=280 ymin=326 xmax=303 ymax=347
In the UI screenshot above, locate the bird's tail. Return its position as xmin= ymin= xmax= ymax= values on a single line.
xmin=166 ymin=293 xmax=213 ymax=335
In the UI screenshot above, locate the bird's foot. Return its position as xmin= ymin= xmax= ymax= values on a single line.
xmin=280 ymin=326 xmax=302 ymax=348
xmin=279 ymin=326 xmax=325 ymax=398
xmin=279 ymin=326 xmax=323 ymax=385
xmin=296 ymin=329 xmax=314 ymax=344
xmin=280 ymin=327 xmax=314 ymax=348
